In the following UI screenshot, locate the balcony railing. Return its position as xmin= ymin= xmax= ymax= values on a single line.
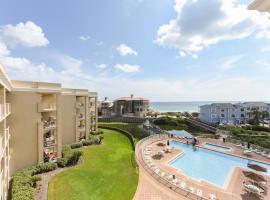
xmin=43 ymin=120 xmax=56 ymax=130
xmin=5 ymin=103 xmax=10 ymax=116
xmin=76 ymin=102 xmax=85 ymax=108
xmin=78 ymin=125 xmax=85 ymax=131
xmin=0 ymin=104 xmax=5 ymax=120
xmin=0 ymin=135 xmax=4 ymax=157
xmin=5 ymin=127 xmax=10 ymax=145
xmin=38 ymin=103 xmax=56 ymax=112
xmin=44 ymin=137 xmax=56 ymax=147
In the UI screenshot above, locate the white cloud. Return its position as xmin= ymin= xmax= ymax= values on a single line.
xmin=114 ymin=64 xmax=140 ymax=73
xmin=192 ymin=54 xmax=198 ymax=59
xmin=257 ymin=59 xmax=270 ymax=71
xmin=219 ymin=55 xmax=243 ymax=70
xmin=117 ymin=44 xmax=138 ymax=56
xmin=155 ymin=0 xmax=270 ymax=52
xmin=256 ymin=30 xmax=270 ymax=39
xmin=79 ymin=35 xmax=91 ymax=41
xmin=96 ymin=41 xmax=103 ymax=46
xmin=0 ymin=21 xmax=49 ymax=48
xmin=261 ymin=47 xmax=270 ymax=52
xmin=179 ymin=51 xmax=186 ymax=57
xmin=96 ymin=64 xmax=107 ymax=69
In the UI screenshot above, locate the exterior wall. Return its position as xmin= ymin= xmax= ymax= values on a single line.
xmin=200 ymin=102 xmax=270 ymax=124
xmin=88 ymin=94 xmax=98 ymax=132
xmin=7 ymin=91 xmax=41 ymax=175
xmin=113 ymin=99 xmax=149 ymax=117
xmin=61 ymin=95 xmax=76 ymax=144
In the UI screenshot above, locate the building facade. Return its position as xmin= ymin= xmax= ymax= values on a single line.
xmin=0 ymin=64 xmax=98 ymax=200
xmin=0 ymin=65 xmax=12 ymax=200
xmin=199 ymin=102 xmax=270 ymax=124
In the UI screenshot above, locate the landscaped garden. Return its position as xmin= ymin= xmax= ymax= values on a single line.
xmin=48 ymin=128 xmax=138 ymax=200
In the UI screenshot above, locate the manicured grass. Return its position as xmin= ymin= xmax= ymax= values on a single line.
xmin=48 ymin=129 xmax=138 ymax=200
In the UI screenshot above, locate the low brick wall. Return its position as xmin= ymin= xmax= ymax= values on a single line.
xmin=98 ymin=125 xmax=135 ymax=151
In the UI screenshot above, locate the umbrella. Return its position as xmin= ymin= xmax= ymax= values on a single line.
xmin=243 ymin=171 xmax=267 ymax=183
xmin=248 ymin=163 xmax=267 ymax=172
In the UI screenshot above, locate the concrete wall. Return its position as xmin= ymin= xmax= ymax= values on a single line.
xmin=61 ymin=95 xmax=76 ymax=144
xmin=7 ymin=91 xmax=41 ymax=175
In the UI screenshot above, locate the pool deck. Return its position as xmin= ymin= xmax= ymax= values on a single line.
xmin=134 ymin=137 xmax=270 ymax=200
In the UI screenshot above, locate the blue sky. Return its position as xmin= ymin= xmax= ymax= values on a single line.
xmin=0 ymin=0 xmax=270 ymax=101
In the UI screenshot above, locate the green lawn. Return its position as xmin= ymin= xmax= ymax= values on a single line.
xmin=48 ymin=129 xmax=138 ymax=200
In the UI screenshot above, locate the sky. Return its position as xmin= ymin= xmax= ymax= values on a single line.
xmin=0 ymin=0 xmax=270 ymax=101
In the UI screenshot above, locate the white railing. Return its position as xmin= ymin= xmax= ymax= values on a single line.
xmin=0 ymin=104 xmax=5 ymax=120
xmin=38 ymin=103 xmax=56 ymax=112
xmin=0 ymin=135 xmax=3 ymax=156
xmin=5 ymin=103 xmax=10 ymax=116
xmin=5 ymin=127 xmax=9 ymax=146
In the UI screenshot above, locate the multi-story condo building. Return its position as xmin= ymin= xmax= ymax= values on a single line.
xmin=249 ymin=0 xmax=270 ymax=13
xmin=0 ymin=64 xmax=98 ymax=200
xmin=0 ymin=65 xmax=12 ymax=200
xmin=199 ymin=102 xmax=270 ymax=125
xmin=99 ymin=94 xmax=149 ymax=118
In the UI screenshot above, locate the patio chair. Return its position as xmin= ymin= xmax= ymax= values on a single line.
xmin=187 ymin=186 xmax=195 ymax=193
xmin=180 ymin=181 xmax=186 ymax=189
xmin=197 ymin=189 xmax=203 ymax=198
xmin=209 ymin=193 xmax=217 ymax=200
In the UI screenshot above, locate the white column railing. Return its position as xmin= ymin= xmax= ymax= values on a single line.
xmin=0 ymin=104 xmax=4 ymax=120
xmin=5 ymin=127 xmax=9 ymax=147
xmin=5 ymin=103 xmax=11 ymax=116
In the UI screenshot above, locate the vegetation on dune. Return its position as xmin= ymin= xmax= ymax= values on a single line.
xmin=153 ymin=117 xmax=211 ymax=136
xmin=98 ymin=122 xmax=148 ymax=139
xmin=48 ymin=129 xmax=138 ymax=200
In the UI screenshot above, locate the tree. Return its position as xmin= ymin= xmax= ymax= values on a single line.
xmin=248 ymin=108 xmax=261 ymax=126
xmin=261 ymin=111 xmax=270 ymax=127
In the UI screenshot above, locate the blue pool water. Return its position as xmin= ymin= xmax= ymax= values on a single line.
xmin=204 ymin=143 xmax=230 ymax=152
xmin=170 ymin=141 xmax=270 ymax=187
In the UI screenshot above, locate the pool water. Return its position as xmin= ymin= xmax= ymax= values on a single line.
xmin=169 ymin=141 xmax=270 ymax=187
xmin=204 ymin=143 xmax=231 ymax=152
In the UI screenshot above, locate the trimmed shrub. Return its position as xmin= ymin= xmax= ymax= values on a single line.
xmin=82 ymin=140 xmax=93 ymax=146
xmin=70 ymin=142 xmax=83 ymax=149
xmin=90 ymin=130 xmax=104 ymax=135
xmin=32 ymin=162 xmax=57 ymax=174
xmin=57 ymin=158 xmax=67 ymax=168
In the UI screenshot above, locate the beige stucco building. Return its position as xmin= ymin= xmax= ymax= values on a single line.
xmin=0 ymin=64 xmax=98 ymax=200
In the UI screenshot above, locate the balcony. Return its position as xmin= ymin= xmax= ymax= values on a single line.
xmin=77 ymin=113 xmax=85 ymax=120
xmin=43 ymin=120 xmax=56 ymax=130
xmin=44 ymin=149 xmax=57 ymax=163
xmin=5 ymin=127 xmax=10 ymax=146
xmin=38 ymin=103 xmax=56 ymax=112
xmin=76 ymin=102 xmax=85 ymax=108
xmin=0 ymin=135 xmax=4 ymax=157
xmin=77 ymin=125 xmax=85 ymax=131
xmin=5 ymin=103 xmax=10 ymax=116
xmin=44 ymin=137 xmax=56 ymax=147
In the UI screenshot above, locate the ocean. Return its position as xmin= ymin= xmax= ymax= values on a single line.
xmin=150 ymin=102 xmax=236 ymax=113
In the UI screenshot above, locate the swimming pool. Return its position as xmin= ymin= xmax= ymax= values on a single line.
xmin=204 ymin=143 xmax=231 ymax=152
xmin=169 ymin=141 xmax=270 ymax=187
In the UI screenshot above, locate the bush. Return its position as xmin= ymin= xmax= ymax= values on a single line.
xmin=82 ymin=140 xmax=93 ymax=146
xmin=90 ymin=130 xmax=104 ymax=135
xmin=32 ymin=162 xmax=57 ymax=174
xmin=70 ymin=142 xmax=83 ymax=149
xmin=60 ymin=145 xmax=83 ymax=167
xmin=89 ymin=135 xmax=99 ymax=144
xmin=57 ymin=158 xmax=67 ymax=168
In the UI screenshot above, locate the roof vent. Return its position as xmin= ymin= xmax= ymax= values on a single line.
xmin=130 ymin=94 xmax=134 ymax=98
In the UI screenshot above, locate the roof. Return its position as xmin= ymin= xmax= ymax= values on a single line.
xmin=248 ymin=0 xmax=270 ymax=13
xmin=114 ymin=96 xmax=149 ymax=101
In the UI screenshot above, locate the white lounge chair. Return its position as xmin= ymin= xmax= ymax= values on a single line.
xmin=209 ymin=193 xmax=217 ymax=200
xmin=187 ymin=186 xmax=194 ymax=193
xmin=197 ymin=189 xmax=203 ymax=197
xmin=180 ymin=181 xmax=186 ymax=189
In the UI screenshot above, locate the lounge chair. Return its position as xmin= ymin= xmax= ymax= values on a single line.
xmin=209 ymin=193 xmax=217 ymax=200
xmin=180 ymin=181 xmax=186 ymax=189
xmin=187 ymin=186 xmax=195 ymax=193
xmin=197 ymin=189 xmax=203 ymax=197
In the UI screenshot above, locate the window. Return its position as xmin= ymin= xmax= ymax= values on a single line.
xmin=221 ymin=109 xmax=224 ymax=112
xmin=241 ymin=108 xmax=244 ymax=112
xmin=221 ymin=114 xmax=225 ymax=118
xmin=231 ymin=114 xmax=235 ymax=118
xmin=241 ymin=114 xmax=245 ymax=118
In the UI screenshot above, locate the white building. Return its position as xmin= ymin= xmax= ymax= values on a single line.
xmin=199 ymin=102 xmax=270 ymax=124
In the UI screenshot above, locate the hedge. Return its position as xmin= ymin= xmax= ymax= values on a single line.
xmin=11 ymin=163 xmax=57 ymax=200
xmin=57 ymin=145 xmax=82 ymax=168
xmin=70 ymin=142 xmax=83 ymax=149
